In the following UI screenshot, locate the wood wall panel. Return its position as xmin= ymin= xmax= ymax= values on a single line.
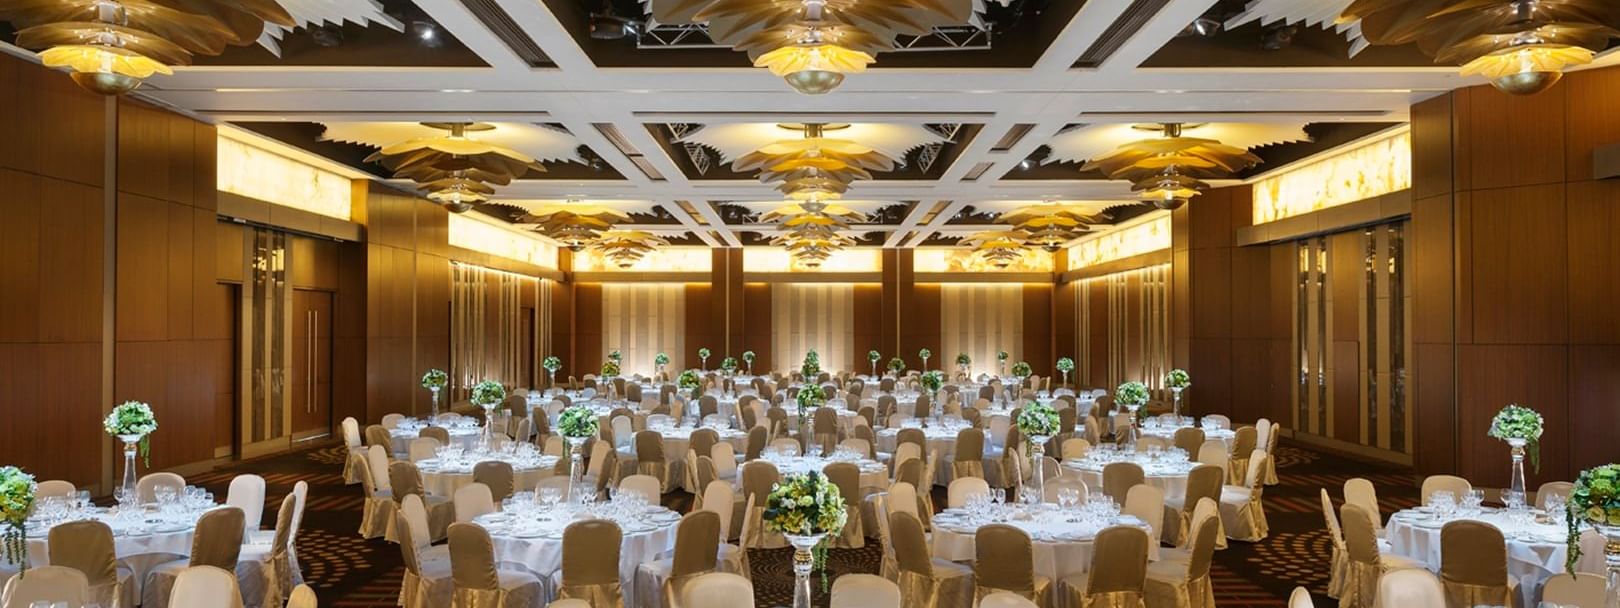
xmin=903 ymin=284 xmax=941 ymax=370
xmin=1456 ymin=345 xmax=1569 ymax=486
xmin=1468 ymin=184 xmax=1567 ymax=344
xmin=550 ymin=276 xmax=574 ymax=380
xmin=574 ymin=284 xmax=603 ymax=375
xmin=684 ymin=284 xmax=712 ymax=369
xmin=1463 ymin=83 xmax=1566 ymax=191
xmin=1564 ymin=68 xmax=1620 ymax=182
xmin=743 ymin=283 xmax=774 ymax=372
xmin=0 ymin=170 xmax=43 ymax=343
xmin=1054 ymin=279 xmax=1077 ymax=366
xmin=1022 ymin=284 xmax=1052 ymax=374
xmin=1411 ymin=94 xmax=1456 ymax=200
xmin=0 ymin=56 xmax=106 ymax=187
xmin=1411 ymin=194 xmax=1455 ymax=345
xmin=1568 ymin=345 xmax=1620 ymax=477
xmin=852 ymin=285 xmax=882 ymax=372
xmin=1566 ymin=179 xmax=1620 ymax=344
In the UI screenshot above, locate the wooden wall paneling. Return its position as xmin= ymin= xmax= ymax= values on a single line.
xmin=1468 ymin=184 xmax=1568 ymax=344
xmin=1086 ymin=279 xmax=1109 ymax=387
xmin=38 ymin=175 xmax=104 ymax=344
xmin=1568 ymin=344 xmax=1620 ymax=473
xmin=684 ymin=284 xmax=712 ymax=368
xmin=1022 ymin=284 xmax=1052 ymax=374
xmin=1189 ymin=187 xmax=1235 ymax=251
xmin=550 ymin=277 xmax=574 ymax=379
xmin=0 ymin=170 xmax=42 ymax=343
xmin=1229 ymin=247 xmax=1271 ymax=340
xmin=289 ymin=236 xmax=339 ymax=290
xmin=1331 ymin=340 xmax=1360 ymax=443
xmin=1172 ymin=249 xmax=1191 ymax=369
xmin=1566 ymin=180 xmax=1620 ymax=344
xmin=0 ymin=55 xmax=107 ymax=187
xmin=744 ymin=283 xmax=774 ymax=372
xmin=165 ymin=202 xmax=195 ymax=341
xmin=415 ymin=253 xmax=451 ymax=395
xmin=115 ymin=193 xmax=170 ymax=342
xmin=1188 ymin=338 xmax=1232 ymax=418
xmin=1410 ymin=195 xmax=1456 ymax=345
xmin=905 ymin=284 xmax=941 ymax=370
xmin=1054 ymin=280 xmax=1077 ymax=367
xmin=1464 ymin=84 xmax=1567 ymax=191
xmin=215 ymin=222 xmax=245 ymax=283
xmin=1188 ymin=248 xmax=1232 ymax=341
xmin=1454 ymin=191 xmax=1473 ymax=345
xmin=1411 ymin=94 xmax=1456 ymax=200
xmin=852 ymin=284 xmax=882 ymax=372
xmin=1123 ymin=273 xmax=1144 ymax=383
xmin=415 ymin=201 xmax=449 ymax=258
xmin=574 ymin=284 xmax=603 ymax=374
xmin=37 ymin=343 xmax=103 ymax=484
xmin=1456 ymin=344 xmax=1569 ymax=485
xmin=1329 ymin=233 xmax=1361 ymax=340
xmin=1229 ymin=339 xmax=1269 ymax=424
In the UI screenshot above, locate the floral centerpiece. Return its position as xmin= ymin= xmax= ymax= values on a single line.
xmin=0 ymin=467 xmax=35 ymax=571
xmin=1566 ymin=464 xmax=1620 ymax=576
xmin=1016 ymin=401 xmax=1060 ymax=500
xmin=956 ymin=352 xmax=971 ymax=373
xmin=472 ymin=380 xmax=505 ymax=440
xmin=918 ymin=348 xmax=932 ymax=370
xmin=721 ymin=356 xmax=739 ymax=375
xmin=421 ymin=369 xmax=448 ymax=391
xmin=654 ymin=352 xmax=669 ymax=370
xmin=600 ymin=360 xmax=621 ymax=378
xmin=1165 ymin=368 xmax=1191 ymax=419
xmin=868 ymin=350 xmax=881 ymax=376
xmin=698 ymin=347 xmax=711 ymax=370
xmin=1489 ymin=404 xmax=1544 ymax=504
xmin=1056 ymin=357 xmax=1075 ymax=387
xmin=608 ymin=349 xmax=623 ymax=364
xmin=742 ymin=350 xmax=756 ymax=375
xmin=558 ymin=405 xmax=599 ymax=439
xmin=801 ymin=349 xmax=821 ymax=380
xmin=796 ymin=383 xmax=826 ymax=426
xmin=919 ymin=370 xmax=945 ymax=419
xmin=106 ymin=400 xmax=157 ymax=504
xmin=887 ymin=357 xmax=905 ymax=374
xmin=678 ymin=369 xmax=702 ymax=399
xmin=763 ymin=471 xmax=849 ymax=605
xmin=1116 ymin=381 xmax=1149 ymax=410
xmin=1010 ymin=361 xmax=1032 ymax=381
xmin=998 ymin=350 xmax=1009 ymax=375
xmin=542 ymin=356 xmax=562 ymax=386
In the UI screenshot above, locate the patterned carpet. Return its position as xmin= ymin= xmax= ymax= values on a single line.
xmin=187 ymin=440 xmax=1420 ymax=607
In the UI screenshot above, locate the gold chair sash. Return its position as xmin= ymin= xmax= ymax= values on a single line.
xmin=191 ymin=507 xmax=245 ymax=569
xmin=824 ymin=462 xmax=865 ymax=549
xmin=472 ymin=461 xmax=515 ymax=502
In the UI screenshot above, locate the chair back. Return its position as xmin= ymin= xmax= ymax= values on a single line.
xmin=1084 ymin=526 xmax=1149 ymax=596
xmin=1123 ymin=484 xmax=1165 ymax=544
xmin=137 ymin=472 xmax=186 ymax=504
xmin=745 ymin=426 xmax=768 ymax=460
xmin=702 ymin=480 xmax=736 ymax=539
xmin=1537 ymin=481 xmax=1575 ymax=512
xmin=769 ymin=438 xmax=802 ymax=456
xmin=365 ymin=424 xmax=392 ymax=448
xmin=669 ymin=510 xmax=722 ymax=577
xmin=824 ymin=463 xmax=861 ymax=509
xmin=741 ymin=461 xmax=780 ymax=504
xmin=1172 ymin=427 xmax=1205 ymax=455
xmin=1185 ymin=515 xmax=1220 ymax=580
xmin=1196 ymin=441 xmax=1228 ymax=474
xmin=453 ymin=483 xmax=496 ymax=523
xmin=47 ymin=520 xmax=118 ymax=587
xmin=814 ymin=407 xmax=839 ymax=435
xmin=830 ymin=573 xmax=900 ymax=608
xmin=955 ymin=428 xmax=985 ymax=460
xmin=947 ymin=477 xmax=990 ymax=508
xmin=619 ymin=474 xmax=662 ymax=502
xmin=1319 ymin=489 xmax=1345 ymax=550
xmin=974 ymin=524 xmax=1037 ymax=594
xmin=1543 ymin=572 xmax=1606 ymax=608
xmin=690 ymin=428 xmax=720 ymax=463
xmin=388 ymin=461 xmax=426 ymax=502
xmin=225 ymin=473 xmax=266 ymax=533
xmin=420 ymin=425 xmax=451 ymax=446
xmin=288 ymin=584 xmax=318 ymax=608
xmin=1440 ymin=520 xmax=1509 ymax=588
xmin=1202 ymin=414 xmax=1230 ymax=429
xmin=1376 ymin=568 xmax=1446 ymax=607
xmin=1060 ymin=438 xmax=1090 ymax=460
xmin=1421 ymin=475 xmax=1472 ymax=501
xmin=678 ymin=572 xmax=754 ymax=608
xmin=1339 ymin=504 xmax=1380 ymax=565
xmin=472 ymin=461 xmax=516 ymax=501
xmin=1183 ymin=464 xmax=1224 ymax=514
xmin=1343 ymin=477 xmax=1381 ymax=528
xmin=400 ymin=494 xmax=433 ymax=552
xmin=1101 ymin=461 xmax=1145 ymax=503
xmin=1057 ymin=408 xmax=1077 ymax=434
xmin=1230 ymin=426 xmax=1257 ymax=456
xmin=896 ymin=428 xmax=926 ymax=452
xmin=562 ymin=520 xmax=623 ymax=586
xmin=447 ymin=522 xmax=500 ymax=591
xmin=894 ymin=457 xmax=923 ymax=488
xmin=2 ymin=565 xmax=89 ymax=607
xmin=1043 ymin=476 xmax=1088 ymax=504
xmin=342 ymin=417 xmax=362 ymax=448
xmin=169 ymin=565 xmax=242 ymax=608
xmin=888 ymin=482 xmax=921 ymax=523
xmin=36 ymin=480 xmax=76 ymax=502
xmin=408 ymin=437 xmax=441 ymax=462
xmin=190 ymin=506 xmax=246 ymax=569
xmin=366 ymin=445 xmax=392 ymax=493
xmin=889 ymin=511 xmax=933 ymax=576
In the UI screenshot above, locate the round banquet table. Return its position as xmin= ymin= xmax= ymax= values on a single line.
xmin=756 ymin=452 xmax=889 ymax=491
xmin=475 ymin=502 xmax=682 ymax=607
xmin=645 ymin=425 xmax=747 ymax=491
xmin=930 ymin=504 xmax=1158 ymax=582
xmin=875 ymin=422 xmax=990 ymax=485
xmin=1138 ymin=419 xmax=1237 ymax=447
xmin=26 ymin=499 xmax=222 ymax=598
xmin=390 ymin=419 xmax=483 ymax=454
xmin=1061 ymin=450 xmax=1196 ymax=503
xmin=416 ymin=451 xmax=560 ymax=497
xmin=1385 ymin=507 xmax=1608 ymax=607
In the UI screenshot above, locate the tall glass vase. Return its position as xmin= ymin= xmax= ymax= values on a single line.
xmin=1597 ymin=525 xmax=1620 ymax=608
xmin=1123 ymin=404 xmax=1141 ymax=449
xmin=1028 ymin=435 xmax=1050 ymax=504
xmin=1507 ymin=438 xmax=1529 ymax=509
xmin=429 ymin=387 xmax=442 ymax=422
xmin=1170 ymin=387 xmax=1184 ymax=423
xmin=118 ymin=434 xmax=142 ymax=505
xmin=787 ymin=533 xmax=827 ymax=608
xmin=566 ymin=436 xmax=587 ymax=501
xmin=480 ymin=404 xmax=498 ymax=447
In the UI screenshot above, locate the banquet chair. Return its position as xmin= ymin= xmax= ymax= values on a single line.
xmin=47 ymin=520 xmax=134 ymax=608
xmin=952 ymin=428 xmax=988 ymax=481
xmin=1083 ymin=415 xmax=1102 ymax=448
xmin=1102 ymin=462 xmax=1146 ymax=504
xmin=586 ymin=440 xmax=619 ymax=494
xmin=699 ymin=395 xmax=720 ymax=419
xmin=1165 ymin=464 xmax=1224 ymax=549
xmin=1058 ymin=407 xmax=1078 ymax=435
xmin=392 ymin=461 xmax=454 ymax=540
xmin=1319 ymin=490 xmax=1349 ymax=599
xmin=893 ymin=444 xmax=923 ymax=481
xmin=814 ymin=407 xmax=842 ymax=453
xmin=142 ymin=507 xmax=246 ymax=608
xmin=897 ymin=428 xmax=927 ymax=453
xmin=1145 ymin=514 xmax=1220 ymax=608
xmin=948 ymin=477 xmax=991 ymax=508
xmin=447 ymin=522 xmax=545 ymax=608
xmin=365 ymin=425 xmax=393 ymax=452
xmin=831 ymin=573 xmax=901 ymax=608
xmin=1536 ymin=481 xmax=1575 ymax=512
xmin=974 ymin=524 xmax=1051 ymax=604
xmin=357 ymin=445 xmax=396 ymax=539
xmin=473 ymin=461 xmax=517 ymax=502
xmin=1261 ymin=423 xmax=1281 ymax=486
xmin=1421 ymin=475 xmax=1472 ymax=503
xmin=891 ymin=511 xmax=973 ymax=607
xmin=1339 ymin=504 xmax=1422 ymax=608
xmin=689 ymin=429 xmax=720 ymax=468
xmin=401 ymin=494 xmax=451 ymax=565
xmin=982 ymin=591 xmax=1040 ymax=608
xmin=740 ymin=461 xmax=784 ymax=548
xmin=1542 ymin=572 xmax=1605 ymax=607
xmin=237 ymin=493 xmax=297 ymax=607
xmin=766 ymin=408 xmax=789 ymax=438
xmin=137 ymin=472 xmax=186 ymax=505
xmin=409 ymin=437 xmax=442 ymax=463
xmin=689 ymin=456 xmax=717 ymax=507
xmin=710 ymin=443 xmax=740 ymax=481
xmin=1054 ymin=525 xmax=1149 ymax=608
xmin=381 ymin=413 xmax=406 ymax=429
xmin=620 ymin=474 xmax=663 ymax=503
xmin=824 ymin=462 xmax=866 ymax=548
xmin=2 ymin=565 xmax=89 ymax=608
xmin=1061 ymin=438 xmax=1091 ymax=460
xmin=701 ymin=481 xmax=746 ymax=575
xmin=610 ymin=416 xmax=635 ymax=455
xmin=1202 ymin=415 xmax=1230 ymax=430
xmin=1124 ymin=484 xmax=1166 ymax=546
xmin=512 ymin=418 xmax=535 ymax=445
xmin=1136 ymin=437 xmax=1170 ymax=452
xmin=1043 ymin=476 xmax=1089 ymax=504
xmin=840 ymin=438 xmax=872 ymax=461
xmin=169 ymin=565 xmax=243 ymax=608
xmin=1172 ymin=428 xmax=1205 ymax=457
xmin=887 ymin=482 xmax=924 ymax=536
xmin=542 ymin=436 xmax=565 ymax=458
xmin=677 ymin=572 xmax=753 ymax=608
xmin=1289 ymin=586 xmax=1315 ymax=608
xmin=1439 ymin=520 xmax=1515 ymax=608
xmin=1226 ymin=427 xmax=1257 ymax=485
xmin=1217 ymin=450 xmax=1270 ymax=542
xmin=454 ymin=483 xmax=497 ymax=523
xmin=288 ymin=584 xmax=318 ymax=608
xmin=858 ymin=406 xmax=878 ymax=431
xmin=635 ymin=510 xmax=721 ymax=608
xmin=1376 ymin=568 xmax=1445 ymax=608
xmin=343 ymin=418 xmax=368 ymax=485
xmin=1196 ymin=442 xmax=1229 ymax=481
xmin=1343 ymin=478 xmax=1383 ymax=535
xmin=745 ymin=427 xmax=768 ymax=461
xmin=552 ymin=520 xmax=625 ymax=606
xmin=769 ymin=438 xmax=802 ymax=456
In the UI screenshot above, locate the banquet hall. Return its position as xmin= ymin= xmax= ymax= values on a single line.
xmin=2 ymin=0 xmax=1620 ymax=606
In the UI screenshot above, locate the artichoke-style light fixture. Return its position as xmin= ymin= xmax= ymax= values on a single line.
xmin=734 ymin=124 xmax=895 ymax=189
xmin=962 ymin=230 xmax=1030 ymax=269
xmin=759 ymin=195 xmax=866 ymax=267
xmin=645 ymin=0 xmax=971 ymax=94
xmin=1339 ymin=0 xmax=1620 ymax=95
xmin=363 ymin=123 xmax=545 ymax=214
xmin=1 ymin=0 xmax=295 ymax=95
xmin=997 ymin=202 xmax=1098 ymax=252
xmin=591 ymin=230 xmax=670 ymax=268
xmin=1082 ymin=123 xmax=1262 ymax=209
xmin=516 ymin=199 xmax=632 ymax=252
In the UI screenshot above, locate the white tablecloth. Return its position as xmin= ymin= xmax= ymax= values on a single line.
xmin=1062 ymin=456 xmax=1196 ymax=503
xmin=390 ymin=422 xmax=483 ymax=454
xmin=930 ymin=506 xmax=1157 ymax=581
xmin=1385 ymin=508 xmax=1608 ymax=606
xmin=756 ymin=454 xmax=889 ymax=491
xmin=876 ymin=425 xmax=994 ymax=486
xmin=1139 ymin=422 xmax=1237 ymax=447
xmin=476 ymin=505 xmax=681 ymax=607
xmin=417 ymin=454 xmax=560 ymax=497
xmin=26 ymin=503 xmax=219 ymax=596
xmin=648 ymin=426 xmax=748 ymax=491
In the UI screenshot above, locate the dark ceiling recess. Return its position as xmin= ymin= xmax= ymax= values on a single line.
xmin=1072 ymin=0 xmax=1173 ymax=68
xmin=458 ymin=0 xmax=554 ymax=67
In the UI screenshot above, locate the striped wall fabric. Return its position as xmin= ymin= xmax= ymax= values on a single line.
xmin=771 ymin=284 xmax=856 ymax=374
xmin=603 ymin=284 xmax=685 ymax=377
xmin=939 ymin=284 xmax=1024 ymax=376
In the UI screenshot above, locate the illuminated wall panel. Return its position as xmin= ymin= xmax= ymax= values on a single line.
xmin=914 ymin=247 xmax=1055 ymax=273
xmin=448 ymin=214 xmax=559 ymax=269
xmin=743 ymin=247 xmax=882 ymax=273
xmin=1253 ymin=129 xmax=1411 ymax=225
xmin=1067 ymin=215 xmax=1171 ymax=269
xmin=573 ymin=246 xmax=712 ymax=272
xmin=217 ymin=135 xmax=352 ymax=220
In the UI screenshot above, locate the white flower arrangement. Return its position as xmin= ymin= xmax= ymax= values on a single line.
xmin=471 ymin=380 xmax=506 ymax=407
xmin=105 ymin=401 xmax=157 ymax=465
xmin=0 ymin=467 xmax=34 ymax=571
xmin=1165 ymin=369 xmax=1191 ymax=390
xmin=421 ymin=369 xmax=448 ymax=390
xmin=1489 ymin=404 xmax=1544 ymax=472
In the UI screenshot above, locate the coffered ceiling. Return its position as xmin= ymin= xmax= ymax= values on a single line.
xmin=7 ymin=0 xmax=1617 ymax=249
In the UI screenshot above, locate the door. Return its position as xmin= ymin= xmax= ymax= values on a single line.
xmin=291 ymin=289 xmax=333 ymax=442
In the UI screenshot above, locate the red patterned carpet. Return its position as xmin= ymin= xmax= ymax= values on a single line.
xmin=186 ymin=440 xmax=1419 ymax=606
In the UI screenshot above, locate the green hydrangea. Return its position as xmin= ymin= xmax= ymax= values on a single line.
xmin=558 ymin=405 xmax=598 ymax=438
xmin=471 ymin=380 xmax=506 ymax=407
xmin=1115 ymin=381 xmax=1150 ymax=407
xmin=1568 ymin=464 xmax=1620 ymax=574
xmin=1165 ymin=369 xmax=1191 ymax=389
xmin=421 ymin=369 xmax=449 ymax=390
xmin=1017 ymin=401 xmax=1059 ymax=437
xmin=542 ymin=357 xmax=562 ymax=372
xmin=0 ymin=466 xmax=35 ymax=572
xmin=1488 ymin=404 xmax=1544 ymax=472
xmin=1011 ymin=361 xmax=1032 ymax=378
xmin=762 ymin=472 xmax=847 ymax=537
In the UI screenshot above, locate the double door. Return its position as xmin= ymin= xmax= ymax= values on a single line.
xmin=290 ymin=289 xmax=332 ymax=442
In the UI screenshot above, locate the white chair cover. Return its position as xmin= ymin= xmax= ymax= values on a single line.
xmin=711 ymin=444 xmax=739 ymax=480
xmin=226 ymin=474 xmax=267 ymax=534
xmin=1542 ymin=572 xmax=1605 ymax=608
xmin=981 ymin=591 xmax=1040 ymax=608
xmin=170 ymin=565 xmax=244 ymax=608
xmin=1374 ymin=568 xmax=1443 ymax=608
xmin=619 ymin=474 xmax=662 ymax=503
xmin=409 ymin=438 xmax=441 ymax=463
xmin=381 ymin=413 xmax=405 ymax=429
xmin=1288 ymin=586 xmax=1314 ymax=608
xmin=36 ymin=480 xmax=75 ymax=500
xmin=454 ymin=483 xmax=497 ymax=523
xmin=1124 ymin=484 xmax=1166 ymax=545
xmin=1343 ymin=478 xmax=1382 ymax=534
xmin=946 ymin=477 xmax=989 ymax=508
xmin=137 ymin=472 xmax=186 ymax=505
xmin=830 ymin=574 xmax=900 ymax=608
xmin=2 ymin=565 xmax=89 ymax=608
xmin=677 ymin=573 xmax=752 ymax=608
xmin=342 ymin=417 xmax=367 ymax=485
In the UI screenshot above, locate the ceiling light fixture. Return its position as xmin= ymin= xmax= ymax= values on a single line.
xmin=592 ymin=230 xmax=670 ymax=268
xmin=997 ymin=202 xmax=1098 ymax=252
xmin=2 ymin=0 xmax=295 ymax=95
xmin=1081 ymin=123 xmax=1262 ymax=210
xmin=962 ymin=230 xmax=1031 ymax=270
xmin=1339 ymin=0 xmax=1620 ymax=95
xmin=362 ymin=122 xmax=545 ymax=214
xmin=517 ymin=199 xmax=632 ymax=252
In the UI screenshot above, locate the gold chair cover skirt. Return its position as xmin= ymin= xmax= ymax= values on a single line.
xmin=1326 ymin=546 xmax=1347 ymax=599
xmin=1221 ymin=497 xmax=1268 ymax=542
xmin=451 ymin=587 xmax=508 ymax=608
xmin=974 ymin=581 xmax=1050 ymax=606
xmin=1165 ymin=511 xmax=1227 ymax=551
xmin=717 ymin=543 xmax=749 ymax=579
xmin=1144 ymin=574 xmax=1214 ymax=608
xmin=360 ymin=495 xmax=396 ymax=539
xmin=556 ymin=582 xmax=625 ymax=608
xmin=1053 ymin=582 xmax=1145 ymax=608
xmin=87 ymin=579 xmax=132 ymax=608
xmin=345 ymin=450 xmax=367 ymax=485
xmin=636 ymin=461 xmax=673 ymax=493
xmin=952 ymin=461 xmax=985 ymax=483
xmin=744 ymin=505 xmax=788 ymax=549
xmin=1338 ymin=560 xmax=1380 ymax=608
xmin=425 ymin=498 xmax=456 ymax=542
xmin=1227 ymin=458 xmax=1249 ymax=486
xmin=1441 ymin=580 xmax=1512 ymax=608
xmin=895 ymin=568 xmax=974 ymax=608
xmin=1263 ymin=453 xmax=1278 ymax=486
xmin=400 ymin=569 xmax=454 ymax=608
xmin=831 ymin=504 xmax=865 ymax=549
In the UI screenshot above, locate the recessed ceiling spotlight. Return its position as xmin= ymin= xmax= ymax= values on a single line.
xmin=412 ymin=20 xmax=442 ymax=47
xmin=1261 ymin=24 xmax=1298 ymax=51
xmin=1019 ymin=159 xmax=1033 ymax=170
xmin=1181 ymin=17 xmax=1221 ymax=38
